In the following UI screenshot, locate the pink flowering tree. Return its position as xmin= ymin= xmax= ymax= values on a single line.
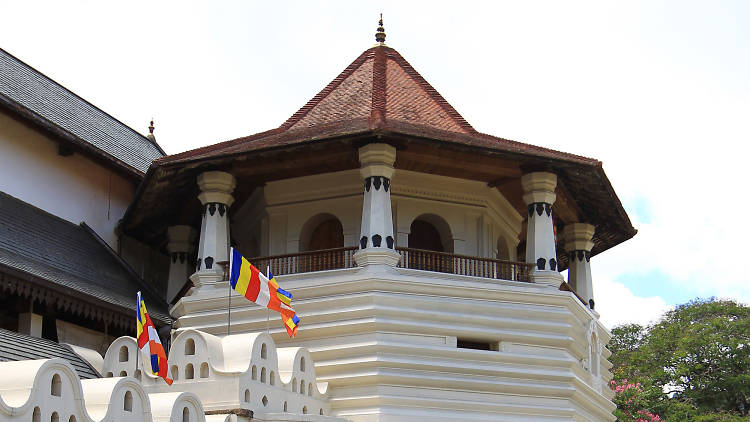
xmin=610 ymin=379 xmax=661 ymax=422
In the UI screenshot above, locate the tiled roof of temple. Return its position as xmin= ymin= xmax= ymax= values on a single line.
xmin=0 ymin=192 xmax=170 ymax=325
xmin=0 ymin=47 xmax=164 ymax=176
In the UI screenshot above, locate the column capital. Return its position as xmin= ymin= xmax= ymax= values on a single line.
xmin=197 ymin=171 xmax=236 ymax=206
xmin=563 ymin=223 xmax=596 ymax=252
xmin=521 ymin=172 xmax=557 ymax=205
xmin=359 ymin=143 xmax=396 ymax=179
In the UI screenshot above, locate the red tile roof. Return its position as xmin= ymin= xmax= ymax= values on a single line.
xmin=280 ymin=46 xmax=475 ymax=134
xmin=160 ymin=45 xmax=596 ymax=166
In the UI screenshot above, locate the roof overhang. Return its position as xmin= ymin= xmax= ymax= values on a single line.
xmin=119 ymin=120 xmax=636 ymax=270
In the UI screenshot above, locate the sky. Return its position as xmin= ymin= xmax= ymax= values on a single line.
xmin=1 ymin=1 xmax=748 ymax=329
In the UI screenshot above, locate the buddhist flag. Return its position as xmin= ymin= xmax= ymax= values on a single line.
xmin=229 ymin=248 xmax=300 ymax=337
xmin=268 ymin=267 xmax=299 ymax=338
xmin=136 ymin=291 xmax=173 ymax=385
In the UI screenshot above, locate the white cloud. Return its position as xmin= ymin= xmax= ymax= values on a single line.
xmin=596 ymin=278 xmax=673 ymax=329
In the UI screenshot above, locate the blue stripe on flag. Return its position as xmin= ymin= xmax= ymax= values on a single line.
xmin=277 ymin=288 xmax=292 ymax=299
xmin=230 ymin=249 xmax=242 ymax=288
xmin=150 ymin=354 xmax=159 ymax=374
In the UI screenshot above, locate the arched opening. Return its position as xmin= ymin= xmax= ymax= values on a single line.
xmin=51 ymin=373 xmax=62 ymax=396
xmin=408 ymin=215 xmax=453 ymax=272
xmin=269 ymin=370 xmax=275 ymax=385
xmin=124 ymin=391 xmax=133 ymax=412
xmin=200 ymin=362 xmax=209 ymax=378
xmin=262 ymin=396 xmax=268 ymax=407
xmin=244 ymin=389 xmax=250 ymax=402
xmin=260 ymin=343 xmax=267 ymax=359
xmin=185 ymin=338 xmax=195 ymax=355
xmin=302 ymin=406 xmax=308 ymax=414
xmin=300 ymin=214 xmax=345 ymax=271
xmin=171 ymin=365 xmax=179 ymax=381
xmin=185 ymin=363 xmax=194 ymax=380
xmin=283 ymin=401 xmax=288 ymax=412
xmin=135 ymin=370 xmax=142 ymax=381
xmin=320 ymin=409 xmax=324 ymax=415
xmin=119 ymin=346 xmax=129 ymax=362
xmin=300 ymin=380 xmax=305 ymax=395
xmin=105 ymin=372 xmax=113 ymax=377
xmin=69 ymin=416 xmax=76 ymax=422
xmin=496 ymin=235 xmax=513 ymax=279
xmin=51 ymin=412 xmax=59 ymax=422
xmin=182 ymin=407 xmax=190 ymax=422
xmin=292 ymin=377 xmax=297 ymax=392
xmin=260 ymin=367 xmax=267 ymax=383
xmin=119 ymin=370 xmax=127 ymax=377
xmin=33 ymin=407 xmax=41 ymax=422
xmin=251 ymin=365 xmax=257 ymax=380
xmin=300 ymin=357 xmax=306 ymax=372
xmin=496 ymin=236 xmax=510 ymax=260
xmin=308 ymin=382 xmax=313 ymax=396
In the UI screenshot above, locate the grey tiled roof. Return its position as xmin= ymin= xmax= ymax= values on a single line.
xmin=0 ymin=48 xmax=164 ymax=174
xmin=0 ymin=192 xmax=170 ymax=323
xmin=0 ymin=328 xmax=101 ymax=379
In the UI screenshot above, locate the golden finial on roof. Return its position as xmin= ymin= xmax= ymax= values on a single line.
xmin=147 ymin=118 xmax=156 ymax=143
xmin=375 ymin=13 xmax=386 ymax=44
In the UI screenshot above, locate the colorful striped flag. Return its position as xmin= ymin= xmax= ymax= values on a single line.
xmin=136 ymin=291 xmax=173 ymax=385
xmin=229 ymin=248 xmax=300 ymax=337
xmin=268 ymin=267 xmax=299 ymax=338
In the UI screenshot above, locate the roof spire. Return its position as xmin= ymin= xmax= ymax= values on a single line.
xmin=375 ymin=13 xmax=386 ymax=45
xmin=147 ymin=119 xmax=156 ymax=143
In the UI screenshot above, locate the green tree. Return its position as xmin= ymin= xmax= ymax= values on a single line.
xmin=608 ymin=298 xmax=750 ymax=421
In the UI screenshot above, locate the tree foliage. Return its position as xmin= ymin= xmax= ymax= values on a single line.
xmin=608 ymin=298 xmax=749 ymax=421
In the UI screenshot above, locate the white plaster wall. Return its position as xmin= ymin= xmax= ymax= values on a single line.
xmin=0 ymin=112 xmax=136 ymax=248
xmin=240 ymin=169 xmax=522 ymax=260
xmin=171 ymin=265 xmax=615 ymax=422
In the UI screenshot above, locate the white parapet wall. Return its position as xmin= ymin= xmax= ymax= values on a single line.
xmin=0 ymin=358 xmax=205 ymax=422
xmin=100 ymin=330 xmax=348 ymax=422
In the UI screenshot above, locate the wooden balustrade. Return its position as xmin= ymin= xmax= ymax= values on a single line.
xmin=250 ymin=246 xmax=358 ymax=276
xmin=248 ymin=246 xmax=533 ymax=282
xmin=395 ymin=247 xmax=533 ymax=282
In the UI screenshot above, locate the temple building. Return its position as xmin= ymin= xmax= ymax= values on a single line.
xmin=0 ymin=19 xmax=635 ymax=422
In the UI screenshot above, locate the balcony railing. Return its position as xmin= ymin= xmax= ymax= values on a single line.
xmin=251 ymin=246 xmax=359 ymax=276
xmin=250 ymin=246 xmax=533 ymax=282
xmin=396 ymin=247 xmax=533 ymax=282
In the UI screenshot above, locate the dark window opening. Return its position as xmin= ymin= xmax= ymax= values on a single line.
xmin=457 ymin=339 xmax=492 ymax=351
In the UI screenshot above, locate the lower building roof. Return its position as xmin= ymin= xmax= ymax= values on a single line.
xmin=0 ymin=191 xmax=170 ymax=326
xmin=0 ymin=328 xmax=100 ymax=379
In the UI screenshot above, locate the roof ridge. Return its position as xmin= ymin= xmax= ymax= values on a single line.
xmin=383 ymin=47 xmax=476 ymax=133
xmin=0 ymin=47 xmax=161 ymax=153
xmin=279 ymin=48 xmax=376 ymax=131
xmin=370 ymin=46 xmax=387 ymax=128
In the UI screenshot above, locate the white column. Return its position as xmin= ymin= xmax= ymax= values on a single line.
xmin=18 ymin=312 xmax=43 ymax=337
xmin=522 ymin=172 xmax=564 ymax=286
xmin=563 ymin=223 xmax=596 ymax=309
xmin=353 ymin=143 xmax=400 ymax=266
xmin=190 ymin=171 xmax=236 ymax=290
xmin=166 ymin=225 xmax=197 ymax=303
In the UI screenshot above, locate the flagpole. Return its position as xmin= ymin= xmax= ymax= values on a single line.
xmin=266 ymin=308 xmax=270 ymax=334
xmin=220 ymin=259 xmax=231 ymax=336
xmin=135 ymin=292 xmax=141 ymax=378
